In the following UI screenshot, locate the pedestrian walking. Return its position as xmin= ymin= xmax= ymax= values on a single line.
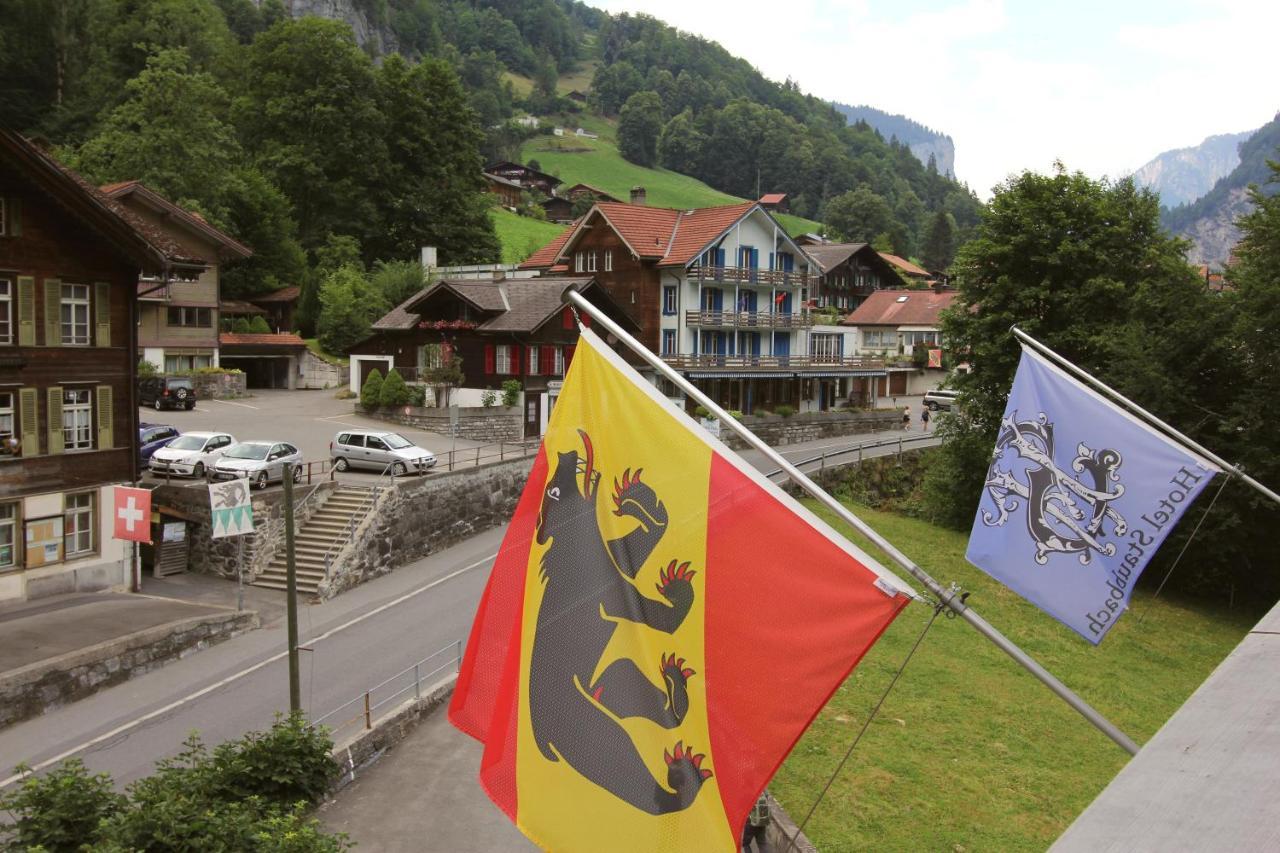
xmin=921 ymin=405 xmax=931 ymax=432
xmin=902 ymin=404 xmax=911 ymax=431
xmin=741 ymin=792 xmax=770 ymax=852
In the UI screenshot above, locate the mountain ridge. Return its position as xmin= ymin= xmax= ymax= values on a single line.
xmin=1131 ymin=129 xmax=1253 ymax=209
xmin=832 ymin=103 xmax=956 ymax=178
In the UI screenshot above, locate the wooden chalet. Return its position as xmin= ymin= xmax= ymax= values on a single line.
xmin=803 ymin=242 xmax=905 ymax=311
xmin=758 ymin=193 xmax=789 ymax=214
xmin=0 ymin=130 xmax=205 ymax=602
xmin=349 ymin=275 xmax=637 ymax=437
xmin=540 ymin=183 xmax=620 ymax=224
xmin=483 ymin=161 xmax=563 ymax=197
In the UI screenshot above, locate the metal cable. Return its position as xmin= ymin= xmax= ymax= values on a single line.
xmin=1135 ymin=474 xmax=1231 ymax=624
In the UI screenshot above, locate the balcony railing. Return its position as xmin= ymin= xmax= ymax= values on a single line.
xmin=692 ymin=265 xmax=817 ymax=289
xmin=684 ymin=310 xmax=814 ymax=329
xmin=662 ymin=354 xmax=886 ymax=372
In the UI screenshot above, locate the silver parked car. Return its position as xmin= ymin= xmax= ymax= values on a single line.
xmin=330 ymin=430 xmax=437 ymax=476
xmin=211 ymin=441 xmax=303 ymax=489
xmin=148 ymin=431 xmax=236 ymax=479
xmin=923 ymin=389 xmax=959 ymax=411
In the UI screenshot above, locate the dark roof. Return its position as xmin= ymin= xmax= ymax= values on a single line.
xmin=220 ymin=299 xmax=268 ymax=316
xmin=0 ymin=130 xmax=204 ymax=272
xmin=483 ymin=161 xmax=563 ymax=188
xmin=804 ymin=242 xmax=870 ymax=273
xmin=100 ymin=181 xmax=252 ymax=260
xmin=250 ymin=284 xmax=300 ymax=304
xmin=484 ymin=172 xmax=524 ymax=190
xmin=219 ymin=332 xmax=306 ymax=348
xmin=879 ymin=253 xmax=930 ymax=277
xmin=842 ymin=290 xmax=957 ymax=327
xmin=563 ymin=183 xmax=620 ymax=201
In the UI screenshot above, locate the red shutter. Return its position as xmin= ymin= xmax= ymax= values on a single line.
xmin=484 ymin=344 xmax=495 ymax=374
xmin=562 ymin=308 xmax=574 ymax=329
xmin=564 ymin=345 xmax=576 ymax=369
xmin=541 ymin=346 xmax=554 ymax=375
xmin=512 ymin=345 xmax=522 ymax=375
xmin=580 ymin=312 xmax=591 ymax=328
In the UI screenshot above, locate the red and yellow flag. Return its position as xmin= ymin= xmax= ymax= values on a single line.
xmin=450 ymin=327 xmax=914 ymax=851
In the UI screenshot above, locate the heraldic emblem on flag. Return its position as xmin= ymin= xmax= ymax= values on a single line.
xmin=966 ymin=346 xmax=1219 ymax=644
xmin=450 ymin=327 xmax=914 ymax=852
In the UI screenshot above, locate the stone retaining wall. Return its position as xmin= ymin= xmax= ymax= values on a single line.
xmin=357 ymin=405 xmax=522 ymax=443
xmin=0 ymin=608 xmax=258 ymax=729
xmin=715 ymin=410 xmax=900 ymax=449
xmin=191 ymin=371 xmax=248 ymax=399
xmin=154 ymin=480 xmax=337 ymax=582
xmin=318 ymin=458 xmax=532 ymax=598
xmin=301 ymin=350 xmax=349 ymax=390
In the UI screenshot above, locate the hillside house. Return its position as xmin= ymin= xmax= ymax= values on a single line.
xmin=842 ymin=288 xmax=955 ymax=396
xmin=249 ymin=284 xmax=299 ymax=332
xmin=0 ymin=130 xmax=206 ymax=602
xmin=540 ymin=183 xmax=619 ymax=224
xmin=804 ymin=242 xmax=905 ymax=312
xmin=758 ymin=193 xmax=789 ymax=214
xmin=484 ymin=161 xmax=562 ymax=197
xmin=101 ymin=181 xmax=251 ymax=374
xmin=518 ymin=198 xmax=887 ymax=414
xmin=483 ymin=172 xmax=523 ymax=208
xmin=349 ymin=276 xmax=637 ymax=436
xmin=879 ymin=252 xmax=932 ymax=285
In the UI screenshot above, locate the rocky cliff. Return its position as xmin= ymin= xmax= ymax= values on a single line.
xmin=1131 ymin=130 xmax=1252 ymax=209
xmin=271 ymin=0 xmax=400 ymax=53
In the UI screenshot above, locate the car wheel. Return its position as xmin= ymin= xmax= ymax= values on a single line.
xmin=292 ymin=465 xmax=302 ymax=483
xmin=391 ymin=462 xmax=407 ymax=477
xmin=153 ymin=398 xmax=163 ymax=411
xmin=927 ymin=401 xmax=939 ymax=411
xmin=193 ymin=462 xmax=205 ymax=479
xmin=333 ymin=457 xmax=349 ymax=472
xmin=186 ymin=402 xmax=196 ymax=411
xmin=255 ymin=471 xmax=268 ymax=490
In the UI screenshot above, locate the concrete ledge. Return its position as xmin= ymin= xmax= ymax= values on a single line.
xmin=0 ymin=607 xmax=258 ymax=729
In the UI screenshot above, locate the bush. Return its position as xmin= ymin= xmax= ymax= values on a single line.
xmin=774 ymin=404 xmax=796 ymax=418
xmin=209 ymin=713 xmax=337 ymax=807
xmin=501 ymin=379 xmax=521 ymax=408
xmin=694 ymin=405 xmax=710 ymax=419
xmin=0 ymin=759 xmax=124 ymax=851
xmin=726 ymin=410 xmax=744 ymax=420
xmin=249 ymin=315 xmax=272 ymax=334
xmin=481 ymin=388 xmax=497 ymax=407
xmin=408 ymin=385 xmax=426 ymax=407
xmin=360 ymin=368 xmax=384 ymax=409
xmin=379 ymin=368 xmax=410 ymax=407
xmin=138 ymin=360 xmax=161 ymax=378
xmin=232 ymin=317 xmax=252 ymax=333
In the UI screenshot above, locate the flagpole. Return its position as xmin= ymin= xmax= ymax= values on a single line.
xmin=1011 ymin=326 xmax=1280 ymax=507
xmin=565 ymin=290 xmax=1139 ymax=756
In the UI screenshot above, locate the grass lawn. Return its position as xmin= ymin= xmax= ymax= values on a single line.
xmin=490 ymin=207 xmax=568 ymax=264
xmin=771 ymin=499 xmax=1256 ymax=851
xmin=303 ymin=337 xmax=347 ymax=366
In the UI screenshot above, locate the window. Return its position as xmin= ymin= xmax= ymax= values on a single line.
xmin=586 ymin=251 xmax=598 ymax=272
xmin=495 ymin=344 xmax=513 ymax=374
xmin=527 ymin=345 xmax=540 ymax=375
xmin=553 ymin=347 xmax=565 ymax=376
xmin=61 ymin=283 xmax=90 ymax=345
xmin=0 ymin=392 xmax=12 ymax=455
xmin=810 ymin=333 xmax=843 ymax=359
xmin=862 ymin=329 xmax=896 ymax=349
xmin=604 ymin=250 xmax=613 ymax=271
xmin=0 ymin=502 xmax=16 ymax=570
xmin=164 ymin=352 xmax=213 ymax=373
xmin=62 ymin=388 xmax=93 ymax=450
xmin=166 ymin=307 xmax=212 ymax=328
xmin=662 ymin=286 xmax=678 ymax=315
xmin=418 ymin=343 xmax=443 ymax=370
xmin=662 ymin=329 xmax=676 ymax=355
xmin=903 ymin=330 xmax=940 ymax=348
xmin=0 ymin=277 xmax=10 ymax=344
xmin=64 ymin=492 xmax=95 ymax=558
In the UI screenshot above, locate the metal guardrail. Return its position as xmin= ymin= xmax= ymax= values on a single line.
xmin=438 ymin=438 xmax=539 ymax=471
xmin=763 ymin=432 xmax=940 ymax=480
xmin=311 ymin=640 xmax=462 ymax=738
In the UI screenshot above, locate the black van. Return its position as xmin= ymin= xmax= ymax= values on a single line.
xmin=138 ymin=376 xmax=198 ymax=411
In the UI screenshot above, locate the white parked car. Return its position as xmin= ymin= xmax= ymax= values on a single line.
xmin=148 ymin=431 xmax=236 ymax=479
xmin=212 ymin=441 xmax=303 ymax=489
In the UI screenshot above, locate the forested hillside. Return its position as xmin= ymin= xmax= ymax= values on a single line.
xmin=832 ymin=103 xmax=956 ymax=178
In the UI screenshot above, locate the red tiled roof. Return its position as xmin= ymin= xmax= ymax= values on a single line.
xmin=661 ymin=202 xmax=755 ymax=267
xmin=878 ymin=253 xmax=929 ymax=277
xmin=251 ymin=284 xmax=300 ymax=303
xmin=219 ymin=332 xmax=306 ymax=347
xmin=759 ymin=193 xmax=787 ymax=204
xmin=842 ymin=290 xmax=957 ymax=327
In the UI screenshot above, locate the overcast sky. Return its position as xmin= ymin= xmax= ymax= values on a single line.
xmin=591 ymin=0 xmax=1279 ymax=198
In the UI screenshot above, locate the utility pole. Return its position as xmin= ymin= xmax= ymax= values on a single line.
xmin=283 ymin=462 xmax=301 ymax=714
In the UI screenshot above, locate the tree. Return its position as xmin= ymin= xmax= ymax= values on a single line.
xmin=370 ymin=259 xmax=428 ymax=307
xmin=617 ymin=90 xmax=663 ymax=167
xmin=920 ymin=210 xmax=956 ymax=272
xmin=360 ymin=368 xmax=384 ymax=409
xmin=658 ymin=109 xmax=705 ymax=176
xmin=379 ymin=368 xmax=410 ymax=407
xmin=823 ymin=186 xmax=894 ymax=243
xmin=316 ymin=265 xmax=386 ymax=356
xmin=299 ymin=234 xmax=363 ymax=336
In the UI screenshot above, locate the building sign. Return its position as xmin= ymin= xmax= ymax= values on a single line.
xmin=24 ymin=517 xmax=63 ymax=568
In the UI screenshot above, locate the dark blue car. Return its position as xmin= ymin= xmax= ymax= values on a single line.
xmin=138 ymin=423 xmax=180 ymax=473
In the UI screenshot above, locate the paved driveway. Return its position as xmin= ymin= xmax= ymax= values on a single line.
xmin=139 ymin=389 xmax=502 ymax=488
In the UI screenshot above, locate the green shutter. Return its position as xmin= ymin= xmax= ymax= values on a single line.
xmin=94 ymin=281 xmax=111 ymax=346
xmin=96 ymin=385 xmax=113 ymax=450
xmin=17 ymin=276 xmax=35 ymax=346
xmin=18 ymin=387 xmax=38 ymax=456
xmin=43 ymin=278 xmax=61 ymax=346
xmin=46 ymin=387 xmax=63 ymax=454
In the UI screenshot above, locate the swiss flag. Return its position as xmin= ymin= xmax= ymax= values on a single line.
xmin=113 ymin=486 xmax=152 ymax=543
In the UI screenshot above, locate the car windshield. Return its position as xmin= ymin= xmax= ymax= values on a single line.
xmin=384 ymin=434 xmax=414 ymax=450
xmin=224 ymin=444 xmax=269 ymax=460
xmin=167 ymin=379 xmax=194 ymax=389
xmin=167 ymin=435 xmax=206 ymax=451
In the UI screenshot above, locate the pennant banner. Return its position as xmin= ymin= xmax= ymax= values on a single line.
xmin=966 ymin=345 xmax=1219 ymax=643
xmin=208 ymin=480 xmax=254 ymax=538
xmin=450 ymin=327 xmax=913 ymax=852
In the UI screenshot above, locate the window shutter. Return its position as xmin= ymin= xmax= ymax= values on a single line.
xmin=562 ymin=307 xmax=574 ymax=329
xmin=541 ymin=346 xmax=553 ymax=375
xmin=580 ymin=312 xmax=591 ymax=328
xmin=484 ymin=344 xmax=495 ymax=374
xmin=564 ymin=345 xmax=576 ymax=369
xmin=94 ymin=282 xmax=111 ymax=346
xmin=96 ymin=385 xmax=114 ymax=450
xmin=8 ymin=197 xmax=20 ymax=236
xmin=19 ymin=387 xmax=38 ymax=455
xmin=43 ymin=278 xmax=61 ymax=346
xmin=17 ymin=276 xmax=35 ymax=346
xmin=46 ymin=387 xmax=63 ymax=454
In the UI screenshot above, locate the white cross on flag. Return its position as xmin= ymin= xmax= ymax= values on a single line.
xmin=113 ymin=486 xmax=152 ymax=543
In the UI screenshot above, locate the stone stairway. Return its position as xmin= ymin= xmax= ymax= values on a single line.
xmin=252 ymin=485 xmax=377 ymax=595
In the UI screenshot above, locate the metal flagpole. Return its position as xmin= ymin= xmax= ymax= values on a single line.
xmin=1012 ymin=326 xmax=1280 ymax=507
xmin=565 ymin=290 xmax=1140 ymax=756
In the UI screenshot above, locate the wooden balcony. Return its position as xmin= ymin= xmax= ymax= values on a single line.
xmin=684 ymin=310 xmax=814 ymax=329
xmin=692 ymin=265 xmax=817 ymax=289
xmin=662 ymin=354 xmax=886 ymax=373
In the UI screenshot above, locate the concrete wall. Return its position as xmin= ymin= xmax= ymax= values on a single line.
xmin=0 ymin=608 xmax=257 ymax=729
xmin=300 ymin=349 xmax=349 ymax=390
xmin=715 ymin=409 xmax=900 ymax=450
xmin=358 ymin=405 xmax=523 ymax=443
xmin=153 ymin=480 xmax=337 ymax=581
xmin=319 ymin=457 xmax=533 ymax=599
xmin=190 ymin=370 xmax=248 ymax=399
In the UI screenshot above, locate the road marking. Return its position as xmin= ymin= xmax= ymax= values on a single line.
xmin=208 ymin=398 xmax=260 ymax=410
xmin=0 ymin=552 xmax=497 ymax=788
